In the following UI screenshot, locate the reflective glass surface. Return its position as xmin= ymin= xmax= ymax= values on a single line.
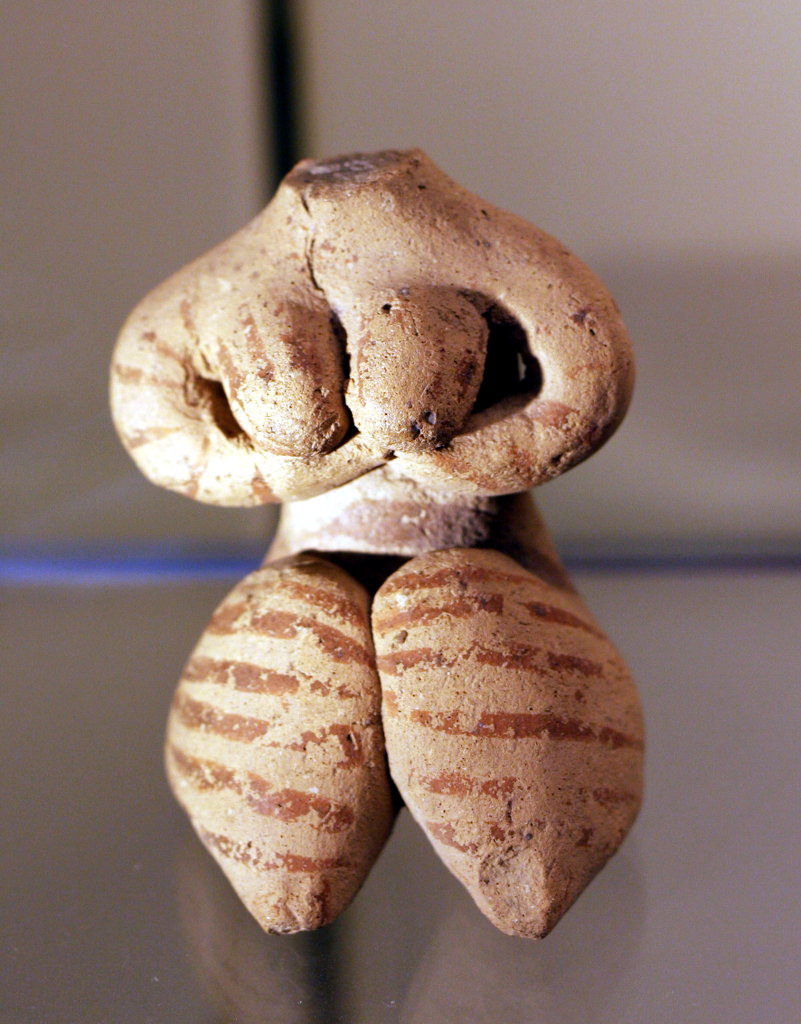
xmin=3 ymin=569 xmax=799 ymax=1022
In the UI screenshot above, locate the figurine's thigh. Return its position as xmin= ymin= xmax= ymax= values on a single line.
xmin=166 ymin=553 xmax=394 ymax=933
xmin=372 ymin=547 xmax=643 ymax=938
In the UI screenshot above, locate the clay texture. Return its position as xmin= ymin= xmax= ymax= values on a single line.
xmin=166 ymin=554 xmax=394 ymax=932
xmin=112 ymin=149 xmax=643 ymax=938
xmin=111 ymin=149 xmax=633 ymax=505
xmin=373 ymin=547 xmax=643 ymax=938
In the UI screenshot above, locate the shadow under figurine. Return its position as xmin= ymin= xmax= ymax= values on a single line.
xmin=110 ymin=149 xmax=643 ymax=939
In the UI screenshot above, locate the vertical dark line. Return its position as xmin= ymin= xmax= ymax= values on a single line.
xmin=255 ymin=18 xmax=350 ymax=1017
xmin=258 ymin=20 xmax=347 ymax=1012
xmin=261 ymin=0 xmax=304 ymax=192
xmin=299 ymin=925 xmax=348 ymax=1024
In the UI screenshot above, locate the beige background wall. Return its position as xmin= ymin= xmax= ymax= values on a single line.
xmin=3 ymin=2 xmax=798 ymax=557
xmin=2 ymin=2 xmax=272 ymax=548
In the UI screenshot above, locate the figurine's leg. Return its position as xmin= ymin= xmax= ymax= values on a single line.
xmin=166 ymin=553 xmax=394 ymax=933
xmin=372 ymin=547 xmax=643 ymax=938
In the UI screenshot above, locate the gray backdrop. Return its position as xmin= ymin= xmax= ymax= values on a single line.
xmin=3 ymin=1 xmax=798 ymax=559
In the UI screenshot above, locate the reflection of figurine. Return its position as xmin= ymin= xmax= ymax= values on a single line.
xmin=175 ymin=832 xmax=346 ymax=1023
xmin=111 ymin=150 xmax=643 ymax=938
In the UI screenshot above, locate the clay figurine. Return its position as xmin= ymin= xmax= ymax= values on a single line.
xmin=111 ymin=150 xmax=643 ymax=938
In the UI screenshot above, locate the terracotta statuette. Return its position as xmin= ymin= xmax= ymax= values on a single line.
xmin=111 ymin=150 xmax=643 ymax=937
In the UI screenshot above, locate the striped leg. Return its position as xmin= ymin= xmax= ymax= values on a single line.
xmin=166 ymin=553 xmax=394 ymax=933
xmin=372 ymin=547 xmax=643 ymax=938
